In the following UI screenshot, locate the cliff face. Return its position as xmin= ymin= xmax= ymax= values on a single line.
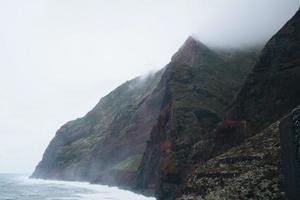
xmin=177 ymin=8 xmax=300 ymax=200
xmin=227 ymin=8 xmax=300 ymax=135
xmin=32 ymin=36 xmax=256 ymax=196
xmin=135 ymin=37 xmax=254 ymax=199
xmin=32 ymin=69 xmax=166 ymax=187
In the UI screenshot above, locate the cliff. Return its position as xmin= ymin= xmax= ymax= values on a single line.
xmin=32 ymin=36 xmax=256 ymax=197
xmin=32 ymin=69 xmax=165 ymax=187
xmin=227 ymin=7 xmax=300 ymax=135
xmin=177 ymin=8 xmax=300 ymax=200
xmin=32 ymin=8 xmax=300 ymax=200
xmin=135 ymin=37 xmax=257 ymax=199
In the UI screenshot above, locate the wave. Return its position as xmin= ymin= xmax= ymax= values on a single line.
xmin=16 ymin=175 xmax=156 ymax=200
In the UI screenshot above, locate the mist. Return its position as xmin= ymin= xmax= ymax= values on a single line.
xmin=0 ymin=0 xmax=299 ymax=173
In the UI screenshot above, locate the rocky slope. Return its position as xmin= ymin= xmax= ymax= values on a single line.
xmin=177 ymin=105 xmax=300 ymax=200
xmin=178 ymin=121 xmax=282 ymax=200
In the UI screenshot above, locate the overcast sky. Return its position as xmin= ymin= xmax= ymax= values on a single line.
xmin=0 ymin=0 xmax=299 ymax=173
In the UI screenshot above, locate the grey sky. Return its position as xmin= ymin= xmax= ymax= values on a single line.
xmin=0 ymin=0 xmax=299 ymax=173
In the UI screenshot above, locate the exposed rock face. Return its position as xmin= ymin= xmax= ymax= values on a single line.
xmin=227 ymin=8 xmax=300 ymax=135
xmin=32 ymin=36 xmax=256 ymax=197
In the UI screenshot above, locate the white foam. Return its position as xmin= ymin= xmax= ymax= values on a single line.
xmin=17 ymin=176 xmax=156 ymax=200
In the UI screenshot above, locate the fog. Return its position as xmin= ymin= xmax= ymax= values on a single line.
xmin=0 ymin=0 xmax=298 ymax=173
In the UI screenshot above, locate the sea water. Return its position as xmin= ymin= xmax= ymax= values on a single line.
xmin=0 ymin=174 xmax=155 ymax=200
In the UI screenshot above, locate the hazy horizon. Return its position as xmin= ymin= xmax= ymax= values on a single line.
xmin=0 ymin=0 xmax=299 ymax=173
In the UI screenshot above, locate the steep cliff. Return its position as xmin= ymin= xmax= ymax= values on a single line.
xmin=177 ymin=8 xmax=300 ymax=200
xmin=32 ymin=69 xmax=166 ymax=187
xmin=32 ymin=9 xmax=300 ymax=198
xmin=135 ymin=37 xmax=255 ymax=199
xmin=32 ymin=36 xmax=256 ymax=197
xmin=33 ymin=7 xmax=300 ymax=200
xmin=227 ymin=8 xmax=300 ymax=135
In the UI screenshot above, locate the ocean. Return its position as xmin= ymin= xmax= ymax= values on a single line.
xmin=0 ymin=174 xmax=155 ymax=200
